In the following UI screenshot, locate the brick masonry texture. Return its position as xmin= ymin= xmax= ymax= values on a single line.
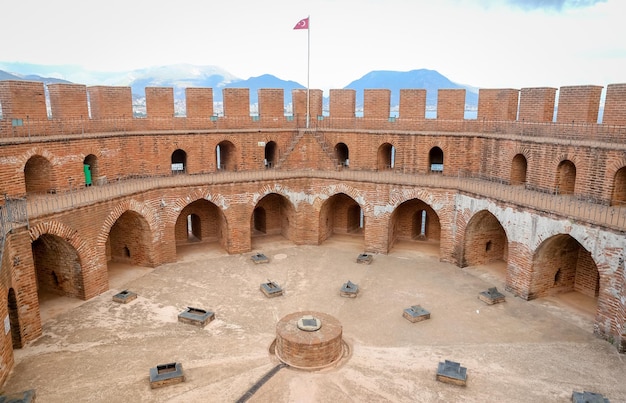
xmin=0 ymin=80 xmax=625 ymax=386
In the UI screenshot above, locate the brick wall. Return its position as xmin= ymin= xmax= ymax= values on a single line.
xmin=48 ymin=83 xmax=89 ymax=120
xmin=0 ymin=80 xmax=48 ymax=120
xmin=185 ymin=87 xmax=214 ymax=118
xmin=437 ymin=89 xmax=465 ymax=120
xmin=146 ymin=87 xmax=174 ymax=118
xmin=477 ymin=89 xmax=519 ymax=121
xmin=399 ymin=89 xmax=426 ymax=120
xmin=87 ymin=86 xmax=133 ymax=119
xmin=258 ymin=88 xmax=284 ymax=118
xmin=556 ymin=85 xmax=603 ymax=124
xmin=292 ymin=89 xmax=323 ymax=120
xmin=602 ymin=83 xmax=626 ymax=125
xmin=518 ymin=87 xmax=556 ymax=122
xmin=223 ymin=88 xmax=250 ymax=117
xmin=329 ymin=89 xmax=356 ymax=118
xmin=363 ymin=89 xmax=390 ymax=119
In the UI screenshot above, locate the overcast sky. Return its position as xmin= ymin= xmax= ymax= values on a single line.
xmin=2 ymin=0 xmax=623 ymax=91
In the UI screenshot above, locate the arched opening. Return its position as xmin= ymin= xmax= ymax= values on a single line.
xmin=8 ymin=288 xmax=22 ymax=349
xmin=24 ymin=155 xmax=54 ymax=194
xmin=106 ymin=211 xmax=154 ymax=279
xmin=174 ymin=199 xmax=227 ymax=254
xmin=377 ymin=143 xmax=394 ymax=170
xmin=556 ymin=159 xmax=576 ymax=195
xmin=251 ymin=193 xmax=297 ymax=247
xmin=216 ymin=140 xmax=236 ymax=171
xmin=319 ymin=193 xmax=364 ymax=244
xmin=429 ymin=147 xmax=444 ymax=174
xmin=171 ymin=149 xmax=187 ymax=174
xmin=83 ymin=154 xmax=98 ymax=187
xmin=529 ymin=234 xmax=600 ymax=324
xmin=32 ymin=234 xmax=85 ymax=321
xmin=610 ymin=166 xmax=626 ymax=206
xmin=389 ymin=199 xmax=441 ymax=256
xmin=335 ymin=142 xmax=349 ymax=167
xmin=264 ymin=141 xmax=277 ymax=168
xmin=510 ymin=154 xmax=527 ymax=185
xmin=462 ymin=210 xmax=508 ymax=273
xmin=253 ymin=207 xmax=267 ymax=234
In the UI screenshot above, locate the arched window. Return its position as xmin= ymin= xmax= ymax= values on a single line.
xmin=429 ymin=147 xmax=444 ymax=173
xmin=556 ymin=160 xmax=576 ymax=195
xmin=171 ymin=149 xmax=187 ymax=174
xmin=335 ymin=143 xmax=349 ymax=167
xmin=510 ymin=154 xmax=527 ymax=185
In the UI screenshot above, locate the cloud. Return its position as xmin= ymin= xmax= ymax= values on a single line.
xmin=504 ymin=0 xmax=608 ymax=11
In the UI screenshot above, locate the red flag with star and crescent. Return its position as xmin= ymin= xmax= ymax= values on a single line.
xmin=293 ymin=17 xmax=309 ymax=30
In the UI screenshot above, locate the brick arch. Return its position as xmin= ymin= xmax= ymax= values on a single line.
xmin=168 ymin=188 xmax=229 ymax=218
xmin=604 ymin=157 xmax=626 ymax=179
xmin=213 ymin=134 xmax=243 ymax=151
xmin=18 ymin=147 xmax=59 ymax=170
xmin=29 ymin=220 xmax=93 ymax=300
xmin=253 ymin=183 xmax=301 ymax=208
xmin=529 ymin=233 xmax=600 ymax=301
xmin=549 ymin=152 xmax=582 ymax=171
xmin=97 ymin=199 xmax=160 ymax=249
xmin=311 ymin=183 xmax=368 ymax=213
xmin=462 ymin=209 xmax=509 ymax=267
xmin=604 ymin=158 xmax=626 ymax=205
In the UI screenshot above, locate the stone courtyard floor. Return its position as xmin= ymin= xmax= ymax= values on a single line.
xmin=4 ymin=235 xmax=626 ymax=402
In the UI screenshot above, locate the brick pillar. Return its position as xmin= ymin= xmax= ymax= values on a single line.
xmin=258 ymin=88 xmax=284 ymax=118
xmin=602 ymin=83 xmax=626 ymax=125
xmin=363 ymin=89 xmax=390 ymax=119
xmin=518 ymin=87 xmax=557 ymax=123
xmin=556 ymin=85 xmax=603 ymax=124
xmin=329 ymin=89 xmax=356 ymax=118
xmin=48 ymin=83 xmax=89 ymax=120
xmin=0 ymin=80 xmax=48 ymax=119
xmin=145 ymin=87 xmax=174 ymax=118
xmin=399 ymin=89 xmax=426 ymax=120
xmin=477 ymin=89 xmax=519 ymax=121
xmin=87 ymin=86 xmax=133 ymax=119
xmin=292 ymin=89 xmax=323 ymax=120
xmin=437 ymin=89 xmax=465 ymax=120
xmin=223 ymin=88 xmax=250 ymax=117
xmin=185 ymin=88 xmax=214 ymax=118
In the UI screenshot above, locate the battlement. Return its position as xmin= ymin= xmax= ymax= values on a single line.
xmin=1 ymin=80 xmax=626 ymax=127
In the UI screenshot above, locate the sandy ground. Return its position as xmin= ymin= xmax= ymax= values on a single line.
xmin=3 ymin=235 xmax=625 ymax=403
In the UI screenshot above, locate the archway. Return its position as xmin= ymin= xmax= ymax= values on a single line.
xmin=377 ymin=143 xmax=394 ymax=170
xmin=611 ymin=166 xmax=626 ymax=206
xmin=556 ymin=160 xmax=576 ymax=195
xmin=8 ymin=288 xmax=22 ymax=349
xmin=251 ymin=193 xmax=297 ymax=246
xmin=429 ymin=146 xmax=444 ymax=173
xmin=24 ymin=155 xmax=54 ymax=194
xmin=462 ymin=210 xmax=508 ymax=272
xmin=32 ymin=234 xmax=85 ymax=305
xmin=106 ymin=210 xmax=153 ymax=269
xmin=335 ymin=142 xmax=349 ymax=167
xmin=264 ymin=141 xmax=277 ymax=168
xmin=511 ymin=154 xmax=527 ymax=185
xmin=83 ymin=154 xmax=98 ymax=187
xmin=319 ymin=193 xmax=363 ymax=243
xmin=388 ymin=199 xmax=441 ymax=256
xmin=171 ymin=149 xmax=187 ymax=174
xmin=528 ymin=234 xmax=600 ymax=320
xmin=174 ymin=199 xmax=228 ymax=256
xmin=216 ymin=140 xmax=236 ymax=171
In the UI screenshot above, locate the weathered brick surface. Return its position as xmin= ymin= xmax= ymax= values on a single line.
xmin=602 ymin=83 xmax=626 ymax=125
xmin=1 ymin=82 xmax=626 ymax=387
xmin=556 ymin=85 xmax=603 ymax=124
xmin=437 ymin=89 xmax=465 ymax=120
xmin=48 ymin=83 xmax=89 ymax=120
xmin=0 ymin=80 xmax=48 ymax=120
xmin=518 ymin=87 xmax=556 ymax=123
xmin=477 ymin=89 xmax=519 ymax=121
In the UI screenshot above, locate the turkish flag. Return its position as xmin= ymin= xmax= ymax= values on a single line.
xmin=293 ymin=17 xmax=309 ymax=30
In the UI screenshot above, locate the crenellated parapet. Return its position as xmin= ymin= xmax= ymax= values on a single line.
xmin=1 ymin=79 xmax=626 ymax=128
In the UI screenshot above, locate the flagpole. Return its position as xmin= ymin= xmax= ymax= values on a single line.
xmin=306 ymin=15 xmax=310 ymax=129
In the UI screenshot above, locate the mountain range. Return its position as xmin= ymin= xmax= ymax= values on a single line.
xmin=0 ymin=62 xmax=478 ymax=108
